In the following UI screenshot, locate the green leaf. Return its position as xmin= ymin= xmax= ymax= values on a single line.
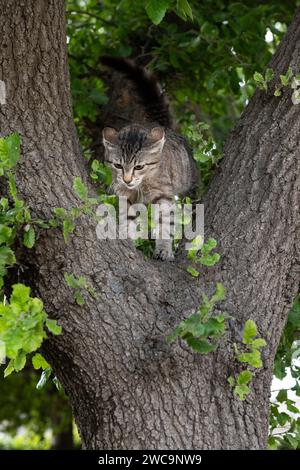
xmin=252 ymin=338 xmax=267 ymax=350
xmin=45 ymin=318 xmax=62 ymax=335
xmin=23 ymin=226 xmax=35 ymax=248
xmin=8 ymin=173 xmax=18 ymax=201
xmin=53 ymin=207 xmax=68 ymax=219
xmin=0 ymin=246 xmax=16 ymax=267
xmin=204 ymin=317 xmax=226 ymax=337
xmin=186 ymin=337 xmax=216 ymax=354
xmin=212 ymin=282 xmax=226 ymax=302
xmin=268 ymin=436 xmax=278 ymax=450
xmin=91 ymin=160 xmax=100 ymax=172
xmin=286 ymin=67 xmax=293 ymax=80
xmin=0 ymin=133 xmax=20 ymax=169
xmin=64 ymin=272 xmax=78 ymax=289
xmin=186 ymin=265 xmax=199 ymax=277
xmin=280 ymin=75 xmax=289 ymax=86
xmin=286 ymin=400 xmax=299 ymax=414
xmin=187 ymin=235 xmax=203 ymax=259
xmin=237 ymin=350 xmax=262 ymax=368
xmin=91 ymin=161 xmax=113 ymax=186
xmin=277 ymin=412 xmax=291 ymax=427
xmin=177 ymin=0 xmax=193 ymax=20
xmin=76 ymin=276 xmax=87 ymax=288
xmin=6 ymin=133 xmax=21 ymax=168
xmin=145 ymin=0 xmax=169 ymax=25
xmin=198 ymin=252 xmax=220 ymax=266
xmin=75 ymin=290 xmax=85 ymax=306
xmin=0 ymin=197 xmax=8 ymax=210
xmin=63 ymin=219 xmax=75 ymax=242
xmin=73 ymin=176 xmax=89 ymax=201
xmin=237 ymin=370 xmax=252 ymax=385
xmin=265 ymin=68 xmax=274 ymax=82
xmin=279 ymin=69 xmax=293 ymax=87
xmin=10 ymin=283 xmax=31 ymax=305
xmin=227 ymin=376 xmax=235 ymax=387
xmin=285 ymin=435 xmax=299 ymax=449
xmin=0 ymin=225 xmax=13 ymax=244
xmin=14 ymin=350 xmax=26 ymax=372
xmin=36 ymin=367 xmax=52 ymax=389
xmin=180 ymin=314 xmax=206 ymax=337
xmin=4 ymin=359 xmax=15 ymax=377
xmin=201 ymin=238 xmax=217 ymax=255
xmin=253 ymin=72 xmax=264 ymax=83
xmin=274 ymin=88 xmax=282 ymax=97
xmin=32 ymin=353 xmax=50 ymax=370
xmin=22 ymin=331 xmax=45 ymax=354
xmin=243 ymin=319 xmax=257 ymax=344
xmin=276 ymin=389 xmax=288 ymax=403
xmin=234 ymin=383 xmax=251 ymax=400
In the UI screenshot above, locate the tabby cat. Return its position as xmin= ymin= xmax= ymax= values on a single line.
xmin=101 ymin=57 xmax=199 ymax=260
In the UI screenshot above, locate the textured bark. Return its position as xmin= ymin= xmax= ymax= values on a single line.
xmin=0 ymin=0 xmax=299 ymax=450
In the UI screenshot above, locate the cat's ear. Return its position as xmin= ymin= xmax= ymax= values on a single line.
xmin=102 ymin=127 xmax=118 ymax=147
xmin=147 ymin=127 xmax=165 ymax=153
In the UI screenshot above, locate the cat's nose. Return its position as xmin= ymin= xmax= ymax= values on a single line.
xmin=123 ymin=174 xmax=133 ymax=184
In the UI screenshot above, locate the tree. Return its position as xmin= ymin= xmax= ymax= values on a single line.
xmin=0 ymin=0 xmax=299 ymax=450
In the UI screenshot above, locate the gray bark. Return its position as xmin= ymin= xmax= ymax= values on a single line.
xmin=0 ymin=0 xmax=299 ymax=450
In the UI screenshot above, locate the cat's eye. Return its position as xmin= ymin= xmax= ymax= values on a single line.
xmin=134 ymin=165 xmax=145 ymax=171
xmin=114 ymin=163 xmax=123 ymax=169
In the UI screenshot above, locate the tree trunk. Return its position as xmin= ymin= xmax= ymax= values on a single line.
xmin=0 ymin=0 xmax=299 ymax=450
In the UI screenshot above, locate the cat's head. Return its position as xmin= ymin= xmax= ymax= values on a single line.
xmin=102 ymin=125 xmax=165 ymax=190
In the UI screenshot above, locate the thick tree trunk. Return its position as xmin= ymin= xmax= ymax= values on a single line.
xmin=0 ymin=0 xmax=299 ymax=450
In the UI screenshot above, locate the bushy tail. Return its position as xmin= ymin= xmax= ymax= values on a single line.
xmin=100 ymin=56 xmax=172 ymax=128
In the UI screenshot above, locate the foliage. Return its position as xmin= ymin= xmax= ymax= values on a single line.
xmin=253 ymin=65 xmax=300 ymax=103
xmin=0 ymin=284 xmax=61 ymax=378
xmin=182 ymin=122 xmax=222 ymax=191
xmin=187 ymin=236 xmax=220 ymax=277
xmin=49 ymin=177 xmax=100 ymax=242
xmin=269 ymin=298 xmax=300 ymax=449
xmin=67 ymin=0 xmax=295 ymax=148
xmin=145 ymin=0 xmax=193 ymax=25
xmin=0 ymin=133 xmax=31 ymax=292
xmin=253 ymin=67 xmax=274 ymax=91
xmin=64 ymin=272 xmax=97 ymax=306
xmin=90 ymin=159 xmax=113 ymax=187
xmin=0 ymin=365 xmax=74 ymax=449
xmin=0 ymin=134 xmax=62 ymax=379
xmin=228 ymin=320 xmax=266 ymax=400
xmin=227 ymin=370 xmax=252 ymax=401
xmin=167 ymin=282 xmax=227 ymax=353
xmin=0 ymin=133 xmax=74 ymax=447
xmin=235 ymin=319 xmax=267 ymax=368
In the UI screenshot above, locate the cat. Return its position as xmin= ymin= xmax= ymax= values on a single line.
xmin=101 ymin=56 xmax=199 ymax=260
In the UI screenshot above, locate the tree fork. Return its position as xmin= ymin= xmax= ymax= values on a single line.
xmin=0 ymin=0 xmax=299 ymax=449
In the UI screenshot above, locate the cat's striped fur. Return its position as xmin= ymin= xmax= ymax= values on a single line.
xmin=101 ymin=57 xmax=199 ymax=260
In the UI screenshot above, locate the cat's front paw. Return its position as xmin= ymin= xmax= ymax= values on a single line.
xmin=153 ymin=246 xmax=175 ymax=261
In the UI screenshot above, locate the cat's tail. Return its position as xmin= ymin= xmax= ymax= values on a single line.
xmin=100 ymin=56 xmax=172 ymax=128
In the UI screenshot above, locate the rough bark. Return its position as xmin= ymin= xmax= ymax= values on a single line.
xmin=0 ymin=0 xmax=299 ymax=450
